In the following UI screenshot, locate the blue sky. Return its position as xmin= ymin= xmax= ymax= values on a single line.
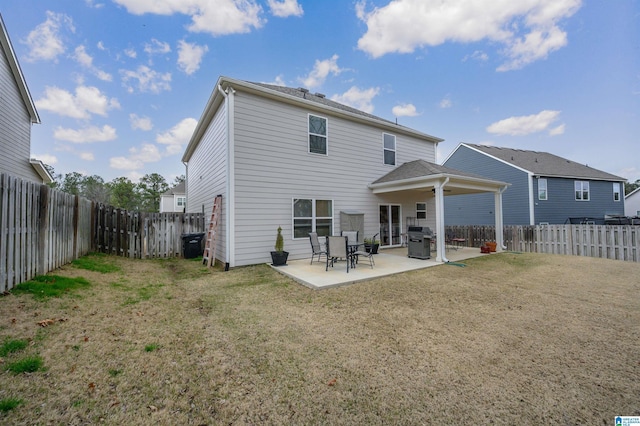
xmin=2 ymin=0 xmax=639 ymax=185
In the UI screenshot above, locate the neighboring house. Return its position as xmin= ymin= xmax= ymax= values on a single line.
xmin=443 ymin=143 xmax=626 ymax=225
xmin=625 ymin=187 xmax=640 ymax=217
xmin=182 ymin=76 xmax=508 ymax=268
xmin=0 ymin=14 xmax=51 ymax=184
xmin=160 ymin=181 xmax=186 ymax=213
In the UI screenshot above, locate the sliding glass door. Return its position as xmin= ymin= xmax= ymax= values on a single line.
xmin=379 ymin=204 xmax=401 ymax=247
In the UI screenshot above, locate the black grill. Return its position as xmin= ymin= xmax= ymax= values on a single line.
xmin=407 ymin=226 xmax=433 ymax=259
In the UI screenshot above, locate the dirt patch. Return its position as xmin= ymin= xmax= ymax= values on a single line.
xmin=0 ymin=253 xmax=638 ymax=424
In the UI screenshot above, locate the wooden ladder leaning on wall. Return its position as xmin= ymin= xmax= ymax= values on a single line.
xmin=202 ymin=195 xmax=222 ymax=268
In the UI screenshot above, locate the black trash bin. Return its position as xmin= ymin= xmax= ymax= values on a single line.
xmin=182 ymin=233 xmax=205 ymax=259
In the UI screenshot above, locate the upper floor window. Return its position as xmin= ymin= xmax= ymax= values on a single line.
xmin=538 ymin=178 xmax=547 ymax=200
xmin=613 ymin=183 xmax=621 ymax=201
xmin=575 ymin=181 xmax=590 ymax=201
xmin=383 ymin=133 xmax=396 ymax=165
xmin=416 ymin=202 xmax=426 ymax=220
xmin=293 ymin=198 xmax=333 ymax=238
xmin=308 ymin=114 xmax=327 ymax=155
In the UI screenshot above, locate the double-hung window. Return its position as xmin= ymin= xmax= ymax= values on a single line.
xmin=538 ymin=178 xmax=547 ymax=200
xmin=293 ymin=198 xmax=333 ymax=238
xmin=575 ymin=181 xmax=590 ymax=201
xmin=308 ymin=114 xmax=327 ymax=155
xmin=176 ymin=196 xmax=186 ymax=207
xmin=383 ymin=133 xmax=396 ymax=165
xmin=416 ymin=203 xmax=427 ymax=220
xmin=613 ymin=183 xmax=621 ymax=201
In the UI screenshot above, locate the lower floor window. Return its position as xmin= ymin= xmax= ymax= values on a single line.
xmin=293 ymin=199 xmax=333 ymax=238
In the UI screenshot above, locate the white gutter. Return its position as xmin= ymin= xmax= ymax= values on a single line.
xmin=496 ymin=185 xmax=508 ymax=250
xmin=218 ymin=84 xmax=236 ymax=269
xmin=434 ymin=177 xmax=450 ymax=263
xmin=528 ymin=173 xmax=535 ymax=225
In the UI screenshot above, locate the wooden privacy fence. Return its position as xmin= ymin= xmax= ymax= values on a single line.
xmin=446 ymin=224 xmax=640 ymax=262
xmin=93 ymin=204 xmax=205 ymax=258
xmin=1 ymin=173 xmax=205 ymax=292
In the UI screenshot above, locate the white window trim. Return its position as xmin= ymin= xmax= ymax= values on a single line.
xmin=383 ymin=133 xmax=396 ymax=166
xmin=538 ymin=178 xmax=548 ymax=201
xmin=292 ymin=198 xmax=334 ymax=239
xmin=613 ymin=182 xmax=621 ymax=202
xmin=416 ymin=202 xmax=427 ymax=220
xmin=308 ymin=114 xmax=328 ymax=156
xmin=575 ymin=181 xmax=590 ymax=201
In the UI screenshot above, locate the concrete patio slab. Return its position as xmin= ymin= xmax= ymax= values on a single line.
xmin=269 ymin=247 xmax=490 ymax=289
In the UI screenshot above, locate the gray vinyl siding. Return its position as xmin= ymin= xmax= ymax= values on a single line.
xmin=231 ymin=91 xmax=437 ymax=266
xmin=443 ymin=145 xmax=530 ymax=225
xmin=534 ymin=178 xmax=625 ymax=223
xmin=185 ymin=104 xmax=227 ymax=263
xmin=0 ymin=44 xmax=39 ymax=182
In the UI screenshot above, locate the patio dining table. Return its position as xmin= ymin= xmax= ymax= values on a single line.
xmin=347 ymin=241 xmax=365 ymax=268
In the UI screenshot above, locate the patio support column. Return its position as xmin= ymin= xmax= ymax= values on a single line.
xmin=494 ymin=186 xmax=507 ymax=251
xmin=434 ymin=178 xmax=449 ymax=263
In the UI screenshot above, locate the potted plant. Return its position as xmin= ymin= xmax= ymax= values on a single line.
xmin=270 ymin=226 xmax=289 ymax=266
xmin=364 ymin=236 xmax=380 ymax=254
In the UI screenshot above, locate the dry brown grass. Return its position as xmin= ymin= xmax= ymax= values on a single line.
xmin=0 ymin=252 xmax=639 ymax=425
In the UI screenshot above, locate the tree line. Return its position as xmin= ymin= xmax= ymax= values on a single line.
xmin=44 ymin=165 xmax=184 ymax=213
xmin=626 ymin=180 xmax=640 ymax=196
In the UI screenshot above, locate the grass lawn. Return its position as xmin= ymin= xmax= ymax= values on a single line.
xmin=0 ymin=252 xmax=638 ymax=424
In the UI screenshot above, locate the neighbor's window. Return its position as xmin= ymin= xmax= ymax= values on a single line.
xmin=613 ymin=182 xmax=621 ymax=201
xmin=176 ymin=197 xmax=186 ymax=207
xmin=538 ymin=178 xmax=548 ymax=200
xmin=575 ymin=181 xmax=590 ymax=201
xmin=383 ymin=133 xmax=396 ymax=165
xmin=308 ymin=114 xmax=327 ymax=155
xmin=293 ymin=198 xmax=333 ymax=238
xmin=416 ymin=202 xmax=427 ymax=220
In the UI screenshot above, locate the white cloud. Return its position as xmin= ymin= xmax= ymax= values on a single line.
xmin=439 ymin=96 xmax=452 ymax=109
xmin=177 ymin=40 xmax=209 ymax=75
xmin=268 ymin=0 xmax=303 ymax=17
xmin=124 ymin=47 xmax=137 ymax=58
xmin=486 ymin=110 xmax=562 ymax=136
xmin=73 ymin=45 xmax=113 ymax=81
xmin=463 ymin=50 xmax=489 ymax=62
xmin=130 ymin=113 xmax=153 ymax=131
xmin=54 ymin=125 xmax=117 ymax=143
xmin=263 ymin=75 xmax=286 ymax=86
xmin=34 ymin=154 xmax=58 ymax=165
xmin=109 ymin=143 xmax=162 ymax=172
xmin=144 ymin=38 xmax=171 ymax=55
xmin=548 ymin=123 xmax=565 ymax=136
xmin=330 ymin=86 xmax=379 ymax=114
xmin=392 ymin=103 xmax=419 ymax=117
xmin=356 ymin=0 xmax=582 ymax=70
xmin=35 ymin=85 xmax=120 ymax=119
xmin=23 ymin=11 xmax=75 ymax=62
xmin=85 ymin=0 xmax=105 ymax=8
xmin=112 ymin=0 xmax=265 ymax=36
xmin=97 ymin=41 xmax=106 ymax=50
xmin=156 ymin=118 xmax=198 ymax=154
xmin=79 ymin=152 xmax=95 ymax=161
xmin=299 ymin=54 xmax=343 ymax=89
xmin=120 ymin=65 xmax=171 ymax=93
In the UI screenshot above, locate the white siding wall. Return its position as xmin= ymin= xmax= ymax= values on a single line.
xmin=0 ymin=44 xmax=39 ymax=182
xmin=626 ymin=191 xmax=640 ymax=217
xmin=185 ymin=103 xmax=228 ymax=263
xmin=231 ymin=91 xmax=437 ymax=266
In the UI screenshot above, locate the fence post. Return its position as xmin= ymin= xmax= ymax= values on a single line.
xmin=37 ymin=185 xmax=50 ymax=275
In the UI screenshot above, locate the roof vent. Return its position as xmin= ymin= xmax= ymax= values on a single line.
xmin=315 ymin=92 xmax=326 ymax=98
xmin=298 ymin=87 xmax=309 ymax=93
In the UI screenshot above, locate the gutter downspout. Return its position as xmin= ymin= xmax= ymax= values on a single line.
xmin=494 ymin=185 xmax=508 ymax=250
xmin=434 ymin=177 xmax=450 ymax=263
xmin=218 ymin=84 xmax=236 ymax=270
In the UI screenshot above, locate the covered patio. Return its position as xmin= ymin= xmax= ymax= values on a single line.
xmin=271 ymin=246 xmax=490 ymax=289
xmin=369 ymin=160 xmax=509 ymax=263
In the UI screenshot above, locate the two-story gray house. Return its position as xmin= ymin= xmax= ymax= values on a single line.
xmin=443 ymin=143 xmax=626 ymax=225
xmin=0 ymin=14 xmax=51 ymax=184
xmin=182 ymin=77 xmax=509 ymax=267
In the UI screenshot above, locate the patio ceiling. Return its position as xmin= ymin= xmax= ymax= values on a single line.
xmin=368 ymin=159 xmax=509 ymax=195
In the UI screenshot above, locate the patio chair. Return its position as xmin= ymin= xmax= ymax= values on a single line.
xmin=352 ymin=233 xmax=378 ymax=269
xmin=341 ymin=231 xmax=358 ymax=245
xmin=308 ymin=232 xmax=327 ymax=265
xmin=326 ymin=236 xmax=351 ymax=273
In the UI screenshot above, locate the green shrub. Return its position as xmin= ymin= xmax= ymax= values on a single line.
xmin=5 ymin=356 xmax=44 ymax=374
xmin=0 ymin=398 xmax=22 ymax=412
xmin=0 ymin=338 xmax=28 ymax=357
